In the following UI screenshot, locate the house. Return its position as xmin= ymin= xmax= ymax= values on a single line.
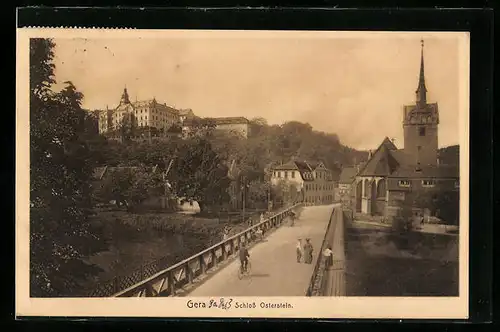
xmin=271 ymin=160 xmax=336 ymax=205
xmin=351 ymin=40 xmax=460 ymax=220
xmin=178 ymin=108 xmax=196 ymax=124
xmin=338 ymin=166 xmax=357 ymax=204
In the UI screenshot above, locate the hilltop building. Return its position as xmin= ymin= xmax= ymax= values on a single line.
xmin=98 ymin=88 xmax=181 ymax=134
xmin=351 ymin=40 xmax=459 ymax=219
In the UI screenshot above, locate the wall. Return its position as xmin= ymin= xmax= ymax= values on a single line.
xmin=403 ymin=123 xmax=439 ymax=166
xmin=271 ymin=170 xmax=304 ymax=189
xmin=216 ymin=123 xmax=249 ymax=138
xmin=388 ymin=177 xmax=458 ymax=191
xmin=303 ymin=180 xmax=335 ymax=205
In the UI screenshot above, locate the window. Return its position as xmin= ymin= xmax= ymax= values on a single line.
xmin=419 ymin=127 xmax=426 ymax=136
xmin=422 ymin=180 xmax=436 ymax=187
xmin=398 ymin=180 xmax=411 ymax=187
xmin=291 ymin=171 xmax=295 ymax=178
xmin=284 ymin=171 xmax=288 ymax=178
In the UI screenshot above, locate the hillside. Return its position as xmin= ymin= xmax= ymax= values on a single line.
xmin=209 ymin=119 xmax=368 ymax=181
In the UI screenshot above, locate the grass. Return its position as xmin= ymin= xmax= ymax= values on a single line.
xmin=345 ymin=226 xmax=459 ymax=297
xmin=81 ymin=209 xmax=262 ymax=293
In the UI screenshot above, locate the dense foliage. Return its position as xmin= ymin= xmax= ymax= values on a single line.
xmin=30 ymin=38 xmax=106 ymax=297
xmin=413 ymin=190 xmax=460 ymax=225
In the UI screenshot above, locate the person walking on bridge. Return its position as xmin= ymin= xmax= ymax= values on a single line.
xmin=239 ymin=242 xmax=250 ymax=273
xmin=304 ymin=238 xmax=314 ymax=264
xmin=296 ymin=238 xmax=303 ymax=263
xmin=323 ymin=245 xmax=333 ymax=268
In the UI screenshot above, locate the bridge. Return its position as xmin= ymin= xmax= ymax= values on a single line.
xmin=108 ymin=203 xmax=346 ymax=298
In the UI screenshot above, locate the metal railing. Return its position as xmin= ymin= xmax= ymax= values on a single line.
xmin=91 ymin=203 xmax=302 ymax=297
xmin=306 ymin=206 xmax=336 ymax=296
xmin=307 ymin=206 xmax=345 ymax=296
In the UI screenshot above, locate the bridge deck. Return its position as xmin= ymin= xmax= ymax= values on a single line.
xmin=187 ymin=205 xmax=335 ymax=297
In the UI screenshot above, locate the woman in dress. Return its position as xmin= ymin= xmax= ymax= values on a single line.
xmin=304 ymin=238 xmax=314 ymax=264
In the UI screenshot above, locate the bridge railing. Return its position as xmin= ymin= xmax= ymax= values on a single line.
xmin=108 ymin=203 xmax=303 ymax=297
xmin=307 ymin=206 xmax=346 ymax=296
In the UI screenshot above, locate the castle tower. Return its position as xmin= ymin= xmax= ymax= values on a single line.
xmin=403 ymin=40 xmax=439 ymax=166
xmin=120 ymin=86 xmax=130 ymax=105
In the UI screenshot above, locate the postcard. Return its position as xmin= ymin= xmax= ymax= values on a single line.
xmin=16 ymin=28 xmax=469 ymax=319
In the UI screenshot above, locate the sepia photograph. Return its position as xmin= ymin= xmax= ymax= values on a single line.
xmin=16 ymin=29 xmax=469 ymax=318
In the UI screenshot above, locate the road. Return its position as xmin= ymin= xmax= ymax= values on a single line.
xmin=187 ymin=204 xmax=336 ymax=297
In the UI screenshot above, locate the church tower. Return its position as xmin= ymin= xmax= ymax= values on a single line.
xmin=119 ymin=86 xmax=131 ymax=105
xmin=403 ymin=40 xmax=440 ymax=166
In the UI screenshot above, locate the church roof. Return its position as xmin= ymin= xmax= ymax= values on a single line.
xmin=389 ymin=149 xmax=413 ymax=165
xmin=358 ymin=137 xmax=399 ymax=176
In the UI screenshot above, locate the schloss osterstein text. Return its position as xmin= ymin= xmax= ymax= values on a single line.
xmin=187 ymin=299 xmax=293 ymax=310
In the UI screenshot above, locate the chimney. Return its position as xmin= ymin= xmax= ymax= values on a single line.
xmin=368 ymin=150 xmax=373 ymax=160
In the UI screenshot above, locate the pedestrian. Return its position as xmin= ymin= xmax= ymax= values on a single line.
xmin=420 ymin=213 xmax=425 ymax=225
xmin=260 ymin=213 xmax=264 ymax=223
xmin=296 ymin=238 xmax=303 ymax=263
xmin=304 ymin=238 xmax=314 ymax=264
xmin=323 ymin=245 xmax=333 ymax=268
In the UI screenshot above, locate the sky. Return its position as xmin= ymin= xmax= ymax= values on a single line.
xmin=52 ymin=31 xmax=464 ymax=150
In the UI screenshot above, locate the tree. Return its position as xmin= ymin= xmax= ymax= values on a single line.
xmin=170 ymin=138 xmax=231 ymax=212
xmin=93 ymin=168 xmax=134 ymax=206
xmin=184 ymin=117 xmax=216 ymax=138
xmin=246 ymin=181 xmax=269 ymax=209
xmin=413 ymin=190 xmax=459 ymax=225
xmin=123 ymin=168 xmax=163 ymax=211
xmin=391 ymin=194 xmax=414 ymax=234
xmin=93 ymin=166 xmax=164 ymax=212
xmin=30 ymin=38 xmax=106 ymax=297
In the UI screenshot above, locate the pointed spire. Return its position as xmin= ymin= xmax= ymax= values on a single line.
xmin=120 ymin=86 xmax=130 ymax=104
xmin=416 ymin=39 xmax=427 ymax=107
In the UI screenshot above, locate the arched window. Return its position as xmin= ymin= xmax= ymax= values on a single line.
xmin=377 ymin=179 xmax=386 ymax=198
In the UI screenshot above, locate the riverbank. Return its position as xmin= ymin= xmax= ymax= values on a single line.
xmin=345 ymin=225 xmax=459 ymax=297
xmin=80 ymin=210 xmax=263 ymax=295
